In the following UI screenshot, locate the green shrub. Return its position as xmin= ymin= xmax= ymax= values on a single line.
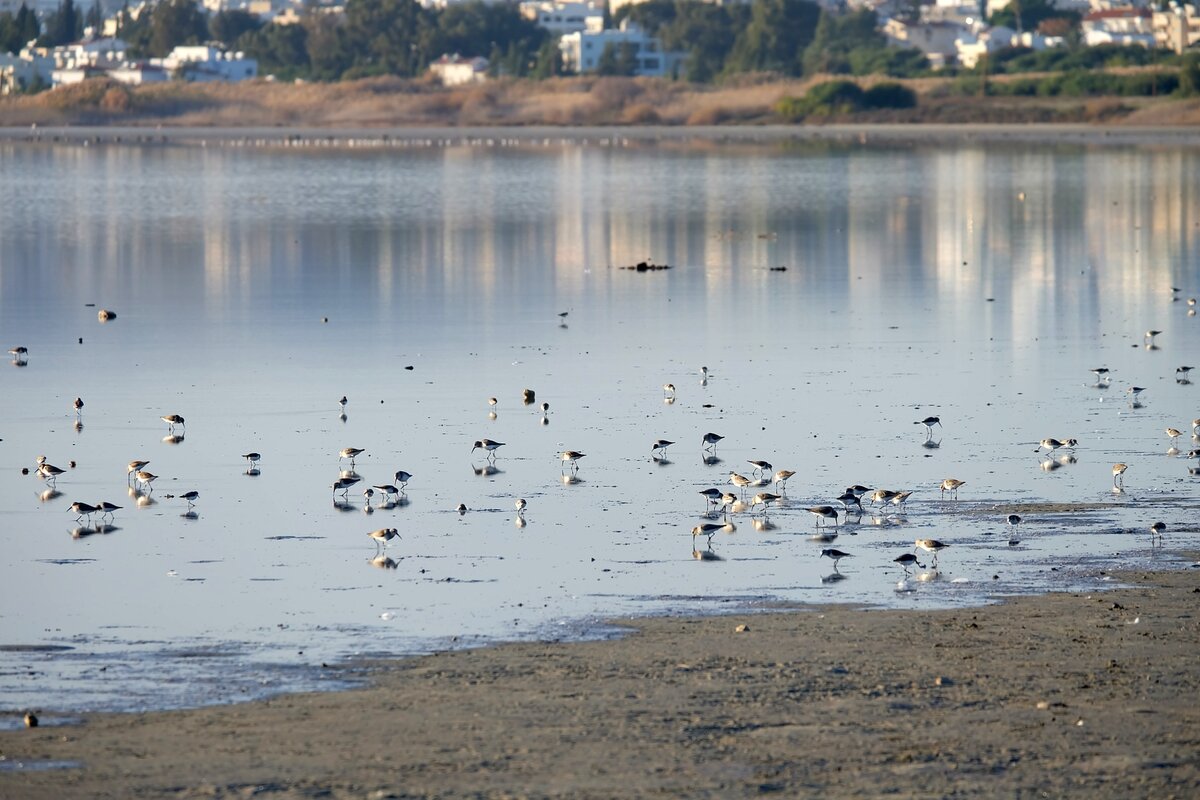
xmin=862 ymin=81 xmax=916 ymax=108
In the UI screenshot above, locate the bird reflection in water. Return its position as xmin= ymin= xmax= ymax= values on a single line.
xmin=561 ymin=472 xmax=583 ymax=485
xmin=369 ymin=554 xmax=398 ymax=570
xmin=162 ymin=434 xmax=185 ymax=445
xmin=473 ymin=464 xmax=501 ymax=477
xmin=514 ymin=515 xmax=527 ymax=528
xmin=692 ymin=546 xmax=723 ymax=561
xmin=39 ymin=488 xmax=62 ymax=503
xmin=702 ymin=454 xmax=722 ymax=467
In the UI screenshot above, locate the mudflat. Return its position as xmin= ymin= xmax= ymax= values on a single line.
xmin=3 ymin=569 xmax=1198 ymax=798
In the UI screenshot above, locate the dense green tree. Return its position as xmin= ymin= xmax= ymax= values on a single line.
xmin=530 ymin=37 xmax=563 ymax=78
xmin=39 ymin=0 xmax=81 ymax=46
xmin=724 ymin=0 xmax=820 ymax=76
xmin=1179 ymin=53 xmax=1200 ymax=97
xmin=210 ymin=9 xmax=262 ymax=47
xmin=237 ymin=21 xmax=309 ymax=78
xmin=437 ymin=1 xmax=545 ymax=76
xmin=802 ymin=9 xmax=882 ymax=74
xmin=596 ymin=41 xmax=637 ymax=76
xmin=85 ymin=0 xmax=103 ymax=31
xmin=0 ymin=8 xmax=35 ymax=53
xmin=148 ymin=0 xmax=208 ymax=56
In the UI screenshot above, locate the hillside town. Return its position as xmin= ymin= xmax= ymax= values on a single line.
xmin=1 ymin=0 xmax=1198 ymax=94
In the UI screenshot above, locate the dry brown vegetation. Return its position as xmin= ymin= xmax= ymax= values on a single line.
xmin=2 ymin=73 xmax=1199 ymax=128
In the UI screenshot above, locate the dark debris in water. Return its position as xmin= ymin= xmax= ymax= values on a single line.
xmin=622 ymin=260 xmax=671 ymax=272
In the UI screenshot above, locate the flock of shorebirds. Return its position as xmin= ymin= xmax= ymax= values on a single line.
xmin=11 ymin=315 xmax=1197 ymax=576
xmin=22 ymin=402 xmax=204 ymax=535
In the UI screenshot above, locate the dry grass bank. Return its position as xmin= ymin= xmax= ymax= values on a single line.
xmin=3 ymin=73 xmax=1200 ymax=128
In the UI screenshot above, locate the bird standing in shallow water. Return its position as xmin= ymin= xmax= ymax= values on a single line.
xmin=702 ymin=432 xmax=724 ymax=451
xmin=368 ymin=527 xmax=399 ymax=550
xmin=134 ymin=471 xmax=157 ymax=493
xmin=914 ymin=416 xmax=941 ymax=435
xmin=1112 ymin=463 xmax=1128 ymax=489
xmin=242 ymin=452 xmax=261 ymax=468
xmin=560 ymin=451 xmax=585 ymax=470
xmin=472 ymin=440 xmax=505 ymax=460
xmin=73 ymin=397 xmax=84 ymax=416
xmin=940 ymin=478 xmax=965 ymax=500
xmin=127 ymin=460 xmax=149 ymax=483
xmin=915 ymin=538 xmax=948 ymax=566
xmin=652 ymin=440 xmax=674 ymax=459
xmin=773 ymin=470 xmax=795 ymax=490
xmin=821 ymin=548 xmax=851 ymax=566
xmin=161 ymin=414 xmax=185 ymax=432
xmin=806 ymin=506 xmax=839 ymax=528
xmin=70 ymin=501 xmax=98 ymax=523
xmin=394 ymin=471 xmax=412 ymax=490
xmin=515 ymin=498 xmax=527 ymax=515
xmin=1150 ymin=522 xmax=1166 ymax=541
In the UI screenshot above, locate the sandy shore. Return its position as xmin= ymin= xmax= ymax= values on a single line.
xmin=3 ymin=568 xmax=1199 ymax=798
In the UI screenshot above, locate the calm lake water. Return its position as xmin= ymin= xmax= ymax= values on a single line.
xmin=1 ymin=132 xmax=1198 ymax=715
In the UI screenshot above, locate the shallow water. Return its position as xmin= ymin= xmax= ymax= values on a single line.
xmin=1 ymin=135 xmax=1198 ymax=713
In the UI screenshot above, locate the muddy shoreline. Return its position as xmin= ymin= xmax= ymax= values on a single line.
xmin=3 ymin=123 xmax=1200 ymax=149
xmin=2 ymin=566 xmax=1198 ymax=798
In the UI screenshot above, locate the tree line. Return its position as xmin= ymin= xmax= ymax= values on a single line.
xmin=1 ymin=0 xmax=1189 ymax=87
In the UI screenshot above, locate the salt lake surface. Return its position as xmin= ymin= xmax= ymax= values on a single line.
xmin=1 ymin=132 xmax=1198 ymax=715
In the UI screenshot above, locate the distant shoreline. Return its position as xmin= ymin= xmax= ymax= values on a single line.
xmin=4 ymin=123 xmax=1200 ymax=148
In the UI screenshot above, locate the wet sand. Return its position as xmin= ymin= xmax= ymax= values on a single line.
xmin=3 ymin=567 xmax=1199 ymax=798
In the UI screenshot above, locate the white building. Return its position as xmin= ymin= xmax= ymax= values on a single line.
xmin=1154 ymin=2 xmax=1200 ymax=53
xmin=159 ymin=45 xmax=258 ymax=81
xmin=954 ymin=24 xmax=1016 ymax=68
xmin=559 ymin=20 xmax=683 ymax=76
xmin=519 ymin=0 xmax=604 ymax=35
xmin=108 ymin=62 xmax=169 ymax=84
xmin=883 ymin=19 xmax=970 ymax=68
xmin=428 ymin=53 xmax=488 ymax=86
xmin=1081 ymin=7 xmax=1154 ymax=46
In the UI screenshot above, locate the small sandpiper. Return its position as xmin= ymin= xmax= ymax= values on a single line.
xmin=161 ymin=414 xmax=185 ymax=432
xmin=472 ymin=439 xmax=505 ymax=460
xmin=914 ymin=416 xmax=941 ymax=435
xmin=939 ymin=478 xmax=965 ymax=500
xmin=701 ymin=432 xmax=724 ymax=451
xmin=652 ymin=439 xmax=674 ymax=458
xmin=242 ymin=452 xmax=261 ymax=467
xmin=339 ymin=447 xmax=365 ymax=466
xmin=747 ymin=459 xmax=772 ymax=477
xmin=805 ymin=506 xmax=839 ymax=528
xmin=1112 ymin=463 xmax=1128 ymax=488
xmin=914 ymin=538 xmax=948 ymax=565
xmin=820 ymin=548 xmax=851 ymax=566
xmin=368 ymin=527 xmax=400 ymax=550
xmin=559 ymin=450 xmax=586 ymax=469
xmin=394 ymin=470 xmax=413 ymax=489
xmin=773 ymin=470 xmax=795 ymax=490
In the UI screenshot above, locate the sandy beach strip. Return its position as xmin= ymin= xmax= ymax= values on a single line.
xmin=3 ymin=567 xmax=1198 ymax=798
